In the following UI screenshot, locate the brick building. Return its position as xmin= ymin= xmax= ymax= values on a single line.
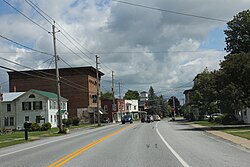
xmin=8 ymin=66 xmax=104 ymax=120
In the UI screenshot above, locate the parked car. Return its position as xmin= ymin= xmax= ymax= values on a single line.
xmin=102 ymin=117 xmax=110 ymax=123
xmin=211 ymin=113 xmax=223 ymax=118
xmin=146 ymin=115 xmax=154 ymax=123
xmin=122 ymin=115 xmax=133 ymax=124
xmin=141 ymin=116 xmax=146 ymax=123
xmin=153 ymin=115 xmax=161 ymax=121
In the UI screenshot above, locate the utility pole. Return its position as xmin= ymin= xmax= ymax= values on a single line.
xmin=96 ymin=55 xmax=101 ymax=126
xmin=173 ymin=96 xmax=176 ymax=120
xmin=118 ymin=81 xmax=122 ymax=121
xmin=0 ymin=85 xmax=3 ymax=133
xmin=51 ymin=21 xmax=63 ymax=133
xmin=112 ymin=71 xmax=115 ymax=121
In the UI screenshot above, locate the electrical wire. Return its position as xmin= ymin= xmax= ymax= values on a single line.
xmin=112 ymin=0 xmax=228 ymax=22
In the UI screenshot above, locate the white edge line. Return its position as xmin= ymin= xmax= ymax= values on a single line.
xmin=156 ymin=122 xmax=190 ymax=167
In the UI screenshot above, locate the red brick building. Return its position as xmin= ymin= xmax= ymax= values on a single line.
xmin=101 ymin=98 xmax=125 ymax=122
xmin=8 ymin=66 xmax=104 ymax=120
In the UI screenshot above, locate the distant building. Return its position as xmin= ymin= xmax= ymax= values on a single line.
xmin=0 ymin=89 xmax=68 ymax=130
xmin=139 ymin=91 xmax=148 ymax=111
xmin=7 ymin=66 xmax=104 ymax=123
xmin=125 ymin=100 xmax=139 ymax=120
xmin=101 ymin=99 xmax=125 ymax=122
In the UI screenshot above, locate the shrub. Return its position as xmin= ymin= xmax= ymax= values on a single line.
xmin=41 ymin=122 xmax=52 ymax=131
xmin=72 ymin=117 xmax=80 ymax=126
xmin=31 ymin=123 xmax=40 ymax=131
xmin=221 ymin=114 xmax=238 ymax=125
xmin=63 ymin=118 xmax=72 ymax=127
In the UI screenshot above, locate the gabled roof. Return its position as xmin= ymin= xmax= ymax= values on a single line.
xmin=30 ymin=89 xmax=67 ymax=101
xmin=2 ymin=92 xmax=25 ymax=102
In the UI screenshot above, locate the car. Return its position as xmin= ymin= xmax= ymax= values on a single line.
xmin=102 ymin=117 xmax=110 ymax=123
xmin=141 ymin=117 xmax=146 ymax=123
xmin=146 ymin=115 xmax=154 ymax=123
xmin=211 ymin=113 xmax=223 ymax=118
xmin=122 ymin=115 xmax=133 ymax=124
xmin=153 ymin=115 xmax=161 ymax=121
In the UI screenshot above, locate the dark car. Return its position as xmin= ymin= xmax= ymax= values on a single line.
xmin=122 ymin=115 xmax=133 ymax=124
xmin=102 ymin=117 xmax=110 ymax=123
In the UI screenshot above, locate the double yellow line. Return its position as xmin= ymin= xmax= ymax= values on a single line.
xmin=48 ymin=126 xmax=130 ymax=167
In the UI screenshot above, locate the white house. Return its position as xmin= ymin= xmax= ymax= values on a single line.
xmin=125 ymin=100 xmax=139 ymax=120
xmin=0 ymin=89 xmax=68 ymax=130
xmin=240 ymin=107 xmax=250 ymax=124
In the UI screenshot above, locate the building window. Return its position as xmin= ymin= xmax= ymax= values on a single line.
xmin=92 ymin=95 xmax=97 ymax=103
xmin=51 ymin=115 xmax=53 ymax=122
xmin=25 ymin=116 xmax=29 ymax=122
xmin=29 ymin=94 xmax=35 ymax=98
xmin=36 ymin=116 xmax=41 ymax=123
xmin=49 ymin=100 xmax=52 ymax=109
xmin=10 ymin=117 xmax=14 ymax=126
xmin=33 ymin=101 xmax=42 ymax=110
xmin=22 ymin=102 xmax=31 ymax=111
xmin=104 ymin=105 xmax=108 ymax=111
xmin=134 ymin=106 xmax=136 ymax=110
xmin=4 ymin=117 xmax=8 ymax=126
xmin=127 ymin=105 xmax=129 ymax=111
xmin=54 ymin=115 xmax=57 ymax=123
xmin=7 ymin=104 xmax=11 ymax=112
xmin=244 ymin=110 xmax=247 ymax=116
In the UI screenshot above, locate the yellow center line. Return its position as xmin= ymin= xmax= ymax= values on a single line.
xmin=48 ymin=125 xmax=131 ymax=167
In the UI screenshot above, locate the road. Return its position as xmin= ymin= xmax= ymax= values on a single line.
xmin=0 ymin=119 xmax=249 ymax=167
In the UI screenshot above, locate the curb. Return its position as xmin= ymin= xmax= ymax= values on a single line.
xmin=190 ymin=123 xmax=250 ymax=150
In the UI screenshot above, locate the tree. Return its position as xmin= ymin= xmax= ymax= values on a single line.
xmin=168 ymin=96 xmax=180 ymax=115
xmin=101 ymin=92 xmax=113 ymax=100
xmin=148 ymin=86 xmax=157 ymax=115
xmin=124 ymin=90 xmax=139 ymax=100
xmin=224 ymin=10 xmax=250 ymax=54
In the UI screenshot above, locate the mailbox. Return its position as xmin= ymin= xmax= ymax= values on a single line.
xmin=24 ymin=122 xmax=32 ymax=129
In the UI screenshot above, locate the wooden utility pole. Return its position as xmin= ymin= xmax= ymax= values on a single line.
xmin=51 ymin=21 xmax=63 ymax=133
xmin=118 ymin=81 xmax=122 ymax=121
xmin=112 ymin=71 xmax=115 ymax=121
xmin=96 ymin=55 xmax=101 ymax=126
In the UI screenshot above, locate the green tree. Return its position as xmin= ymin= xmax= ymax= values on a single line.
xmin=148 ymin=86 xmax=157 ymax=115
xmin=224 ymin=10 xmax=250 ymax=54
xmin=101 ymin=91 xmax=113 ymax=100
xmin=124 ymin=90 xmax=139 ymax=100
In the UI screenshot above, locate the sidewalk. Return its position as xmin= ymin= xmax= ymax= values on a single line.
xmin=191 ymin=124 xmax=250 ymax=150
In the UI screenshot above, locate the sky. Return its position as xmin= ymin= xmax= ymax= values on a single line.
xmin=0 ymin=0 xmax=250 ymax=102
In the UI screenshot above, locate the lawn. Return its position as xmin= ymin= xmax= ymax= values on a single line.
xmin=0 ymin=124 xmax=102 ymax=148
xmin=191 ymin=120 xmax=221 ymax=126
xmin=221 ymin=127 xmax=250 ymax=140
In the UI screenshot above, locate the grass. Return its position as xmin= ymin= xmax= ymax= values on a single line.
xmin=0 ymin=124 xmax=101 ymax=149
xmin=191 ymin=120 xmax=221 ymax=126
xmin=226 ymin=131 xmax=250 ymax=140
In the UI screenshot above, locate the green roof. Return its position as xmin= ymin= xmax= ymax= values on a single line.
xmin=31 ymin=89 xmax=67 ymax=101
xmin=57 ymin=110 xmax=67 ymax=114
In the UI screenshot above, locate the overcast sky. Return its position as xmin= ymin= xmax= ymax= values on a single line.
xmin=0 ymin=0 xmax=249 ymax=101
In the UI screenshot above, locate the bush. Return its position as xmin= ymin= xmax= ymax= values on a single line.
xmin=221 ymin=114 xmax=238 ymax=125
xmin=72 ymin=117 xmax=80 ymax=126
xmin=63 ymin=118 xmax=72 ymax=127
xmin=41 ymin=122 xmax=52 ymax=131
xmin=31 ymin=123 xmax=40 ymax=131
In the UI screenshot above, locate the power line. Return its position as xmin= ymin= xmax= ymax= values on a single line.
xmin=24 ymin=0 xmax=53 ymax=25
xmin=0 ymin=34 xmax=52 ymax=56
xmin=2 ymin=0 xmax=50 ymax=32
xmin=112 ymin=0 xmax=228 ymax=22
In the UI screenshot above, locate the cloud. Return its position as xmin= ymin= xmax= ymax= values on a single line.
xmin=0 ymin=0 xmax=249 ymax=100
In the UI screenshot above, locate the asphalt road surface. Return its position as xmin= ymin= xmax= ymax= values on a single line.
xmin=0 ymin=119 xmax=249 ymax=167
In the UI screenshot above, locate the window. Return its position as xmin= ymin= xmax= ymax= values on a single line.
xmin=7 ymin=104 xmax=11 ymax=112
xmin=244 ymin=110 xmax=247 ymax=116
xmin=92 ymin=95 xmax=97 ymax=103
xmin=54 ymin=115 xmax=57 ymax=123
xmin=22 ymin=102 xmax=31 ymax=110
xmin=25 ymin=116 xmax=29 ymax=122
xmin=4 ymin=117 xmax=8 ymax=126
xmin=127 ymin=105 xmax=129 ymax=111
xmin=33 ymin=101 xmax=42 ymax=110
xmin=49 ymin=100 xmax=52 ymax=109
xmin=10 ymin=117 xmax=14 ymax=126
xmin=51 ymin=115 xmax=53 ymax=122
xmin=134 ymin=106 xmax=137 ymax=110
xmin=104 ymin=105 xmax=108 ymax=111
xmin=36 ymin=116 xmax=41 ymax=123
xmin=29 ymin=94 xmax=35 ymax=98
